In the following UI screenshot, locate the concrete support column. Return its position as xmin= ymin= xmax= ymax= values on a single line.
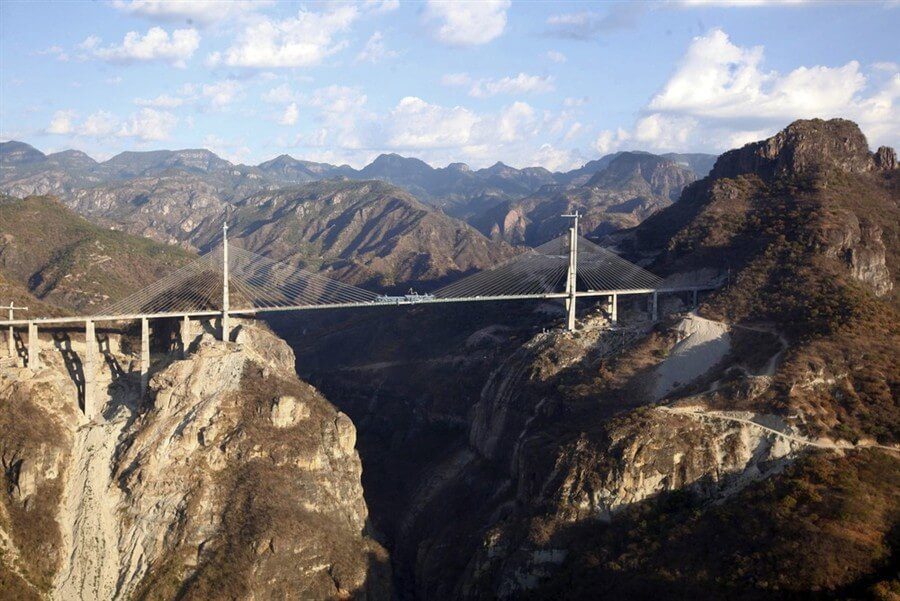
xmin=7 ymin=325 xmax=14 ymax=361
xmin=651 ymin=292 xmax=659 ymax=321
xmin=27 ymin=322 xmax=39 ymax=371
xmin=692 ymin=288 xmax=698 ymax=309
xmin=140 ymin=318 xmax=150 ymax=400
xmin=84 ymin=320 xmax=96 ymax=418
xmin=180 ymin=315 xmax=191 ymax=358
xmin=610 ymin=293 xmax=618 ymax=324
xmin=566 ymin=227 xmax=578 ymax=332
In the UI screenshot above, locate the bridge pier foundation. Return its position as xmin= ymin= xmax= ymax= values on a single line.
xmin=140 ymin=318 xmax=149 ymax=401
xmin=27 ymin=322 xmax=39 ymax=371
xmin=84 ymin=320 xmax=97 ymax=418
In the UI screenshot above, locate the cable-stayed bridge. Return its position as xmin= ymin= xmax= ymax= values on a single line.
xmin=1 ymin=216 xmax=713 ymax=417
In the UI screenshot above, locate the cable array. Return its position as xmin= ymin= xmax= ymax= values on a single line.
xmin=433 ymin=252 xmax=568 ymax=298
xmin=434 ymin=233 xmax=661 ymax=298
xmin=94 ymin=244 xmax=378 ymax=316
xmin=94 ymin=232 xmax=662 ymax=316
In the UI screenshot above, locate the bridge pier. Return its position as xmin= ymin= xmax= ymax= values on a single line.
xmin=651 ymin=292 xmax=659 ymax=321
xmin=84 ymin=320 xmax=97 ymax=418
xmin=692 ymin=288 xmax=698 ymax=309
xmin=6 ymin=325 xmax=13 ymax=361
xmin=27 ymin=321 xmax=39 ymax=371
xmin=180 ymin=315 xmax=191 ymax=358
xmin=608 ymin=294 xmax=618 ymax=324
xmin=140 ymin=317 xmax=150 ymax=400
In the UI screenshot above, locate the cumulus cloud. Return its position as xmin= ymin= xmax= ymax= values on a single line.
xmin=47 ymin=110 xmax=76 ymax=134
xmin=601 ymin=28 xmax=899 ymax=153
xmin=280 ymin=102 xmax=299 ymax=126
xmin=424 ymin=0 xmax=510 ymax=46
xmin=387 ymin=97 xmax=480 ymax=148
xmin=281 ymin=87 xmax=584 ymax=169
xmin=210 ymin=5 xmax=358 ymax=68
xmin=201 ymin=79 xmax=242 ymax=108
xmin=46 ymin=108 xmax=177 ymax=141
xmin=111 ymin=0 xmax=263 ymax=27
xmin=118 ymin=108 xmax=178 ymax=140
xmin=443 ymin=72 xmax=555 ymax=98
xmin=85 ymin=27 xmax=200 ymax=67
xmin=356 ymin=31 xmax=398 ymax=63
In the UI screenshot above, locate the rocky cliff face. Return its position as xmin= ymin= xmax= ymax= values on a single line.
xmin=0 ymin=320 xmax=389 ymax=599
xmin=290 ymin=119 xmax=897 ymax=600
xmin=473 ymin=152 xmax=697 ymax=246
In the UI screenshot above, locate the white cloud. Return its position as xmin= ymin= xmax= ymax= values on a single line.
xmin=443 ymin=72 xmax=555 ymax=98
xmin=36 ymin=45 xmax=69 ymax=61
xmin=201 ymin=79 xmax=242 ymax=108
xmin=470 ymin=73 xmax=555 ymax=98
xmin=545 ymin=4 xmax=644 ymax=39
xmin=134 ymin=93 xmax=185 ymax=108
xmin=441 ymin=72 xmax=472 ymax=87
xmin=262 ymin=84 xmax=297 ymax=104
xmin=47 ymin=110 xmax=76 ymax=134
xmin=387 ymin=97 xmax=479 ymax=148
xmin=79 ymin=111 xmax=120 ymax=137
xmin=363 ymin=0 xmax=400 ymax=13
xmin=111 ymin=0 xmax=263 ymax=27
xmin=424 ymin=0 xmax=510 ymax=46
xmin=118 ymin=108 xmax=178 ymax=141
xmin=87 ymin=27 xmax=200 ymax=67
xmin=608 ymin=28 xmax=899 ymax=152
xmin=594 ymin=128 xmax=631 ymax=154
xmin=356 ymin=31 xmax=398 ymax=64
xmin=280 ymin=102 xmax=299 ymax=126
xmin=546 ymin=50 xmax=567 ymax=63
xmin=46 ymin=108 xmax=176 ymax=141
xmin=213 ymin=6 xmax=358 ymax=68
xmin=497 ymin=101 xmax=536 ymax=142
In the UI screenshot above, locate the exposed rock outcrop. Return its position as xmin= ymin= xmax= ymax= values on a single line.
xmin=0 ymin=320 xmax=389 ymax=599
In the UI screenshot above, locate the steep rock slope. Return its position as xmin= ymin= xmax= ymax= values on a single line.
xmin=473 ymin=152 xmax=697 ymax=245
xmin=619 ymin=118 xmax=899 ymax=442
xmin=0 ymin=320 xmax=389 ymax=599
xmin=0 ymin=195 xmax=195 ymax=312
xmin=291 ymin=119 xmax=898 ymax=599
xmin=189 ymin=180 xmax=515 ymax=290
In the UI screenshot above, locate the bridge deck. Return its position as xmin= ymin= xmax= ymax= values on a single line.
xmin=0 ymin=286 xmax=715 ymax=327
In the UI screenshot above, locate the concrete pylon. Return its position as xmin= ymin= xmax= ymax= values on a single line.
xmin=180 ymin=315 xmax=191 ymax=358
xmin=692 ymin=288 xmax=698 ymax=309
xmin=27 ymin=322 xmax=39 ymax=371
xmin=563 ymin=212 xmax=579 ymax=332
xmin=140 ymin=318 xmax=150 ymax=400
xmin=7 ymin=303 xmax=26 ymax=363
xmin=221 ymin=222 xmax=231 ymax=343
xmin=609 ymin=293 xmax=618 ymax=324
xmin=84 ymin=320 xmax=97 ymax=418
xmin=651 ymin=292 xmax=659 ymax=321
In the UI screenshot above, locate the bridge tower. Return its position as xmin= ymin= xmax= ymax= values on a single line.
xmin=6 ymin=303 xmax=25 ymax=362
xmin=221 ymin=222 xmax=231 ymax=342
xmin=563 ymin=212 xmax=579 ymax=332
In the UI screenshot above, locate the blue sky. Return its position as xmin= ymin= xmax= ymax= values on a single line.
xmin=1 ymin=0 xmax=898 ymax=170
